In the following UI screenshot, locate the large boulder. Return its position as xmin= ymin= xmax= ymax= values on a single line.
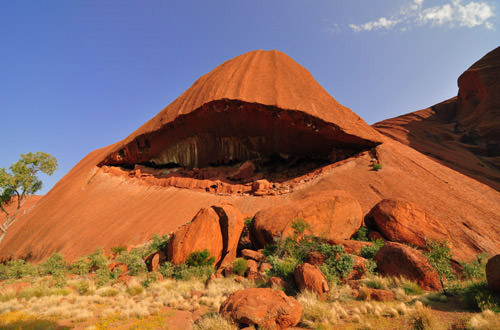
xmin=219 ymin=288 xmax=302 ymax=329
xmin=368 ymin=199 xmax=450 ymax=248
xmin=167 ymin=204 xmax=244 ymax=266
xmin=486 ymin=254 xmax=500 ymax=293
xmin=374 ymin=242 xmax=442 ymax=291
xmin=250 ymin=191 xmax=362 ymax=248
xmin=294 ymin=263 xmax=329 ymax=300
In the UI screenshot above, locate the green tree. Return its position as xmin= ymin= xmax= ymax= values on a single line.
xmin=0 ymin=152 xmax=57 ymax=244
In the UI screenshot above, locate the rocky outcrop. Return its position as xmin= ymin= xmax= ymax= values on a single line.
xmin=167 ymin=204 xmax=244 ymax=266
xmin=368 ymin=199 xmax=450 ymax=248
xmin=144 ymin=251 xmax=166 ymax=272
xmin=250 ymin=190 xmax=363 ymax=248
xmin=486 ymin=254 xmax=500 ymax=293
xmin=219 ymin=288 xmax=302 ymax=329
xmin=294 ymin=263 xmax=329 ymax=300
xmin=374 ymin=242 xmax=442 ymax=291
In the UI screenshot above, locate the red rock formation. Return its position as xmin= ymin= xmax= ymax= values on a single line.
xmin=368 ymin=199 xmax=450 ymax=248
xmin=294 ymin=263 xmax=329 ymax=300
xmin=250 ymin=190 xmax=363 ymax=249
xmin=1 ymin=50 xmax=500 ymax=264
xmin=219 ymin=288 xmax=302 ymax=329
xmin=167 ymin=204 xmax=244 ymax=266
xmin=374 ymin=242 xmax=442 ymax=291
xmin=374 ymin=46 xmax=500 ymax=192
xmin=486 ymin=254 xmax=500 ymax=293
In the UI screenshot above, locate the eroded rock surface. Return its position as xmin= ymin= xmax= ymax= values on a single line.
xmin=219 ymin=288 xmax=302 ymax=329
xmin=250 ymin=190 xmax=363 ymax=248
xmin=294 ymin=263 xmax=329 ymax=300
xmin=486 ymin=254 xmax=500 ymax=293
xmin=374 ymin=242 xmax=442 ymax=291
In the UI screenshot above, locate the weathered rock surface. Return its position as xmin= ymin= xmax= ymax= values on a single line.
xmin=250 ymin=190 xmax=363 ymax=248
xmin=365 ymin=288 xmax=396 ymax=302
xmin=305 ymin=251 xmax=327 ymax=266
xmin=374 ymin=46 xmax=500 ymax=192
xmin=368 ymin=199 xmax=450 ymax=248
xmin=167 ymin=204 xmax=244 ymax=266
xmin=144 ymin=251 xmax=166 ymax=272
xmin=241 ymin=249 xmax=266 ymax=262
xmin=329 ymin=239 xmax=372 ymax=255
xmin=294 ymin=263 xmax=329 ymax=300
xmin=1 ymin=49 xmax=500 ymax=266
xmin=374 ymin=242 xmax=442 ymax=291
xmin=486 ymin=254 xmax=500 ymax=293
xmin=219 ymin=288 xmax=302 ymax=329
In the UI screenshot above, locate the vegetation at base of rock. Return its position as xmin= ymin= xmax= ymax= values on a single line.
xmin=144 ymin=234 xmax=170 ymax=256
xmin=360 ymin=239 xmax=384 ymax=259
xmin=353 ymin=226 xmax=370 ymax=242
xmin=449 ymin=281 xmax=500 ymax=312
xmin=115 ymin=250 xmax=147 ymax=276
xmin=232 ymin=258 xmax=247 ymax=276
xmin=424 ymin=240 xmax=455 ymax=282
xmin=186 ymin=250 xmax=216 ymax=267
xmin=110 ymin=246 xmax=127 ymax=255
xmin=460 ymin=253 xmax=487 ymax=281
xmin=372 ymin=163 xmax=382 ymax=171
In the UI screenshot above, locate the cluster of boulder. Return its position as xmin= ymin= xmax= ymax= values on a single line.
xmin=139 ymin=190 xmax=487 ymax=328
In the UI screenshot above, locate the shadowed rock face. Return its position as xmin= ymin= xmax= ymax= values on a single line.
xmin=374 ymin=46 xmax=500 ymax=191
xmin=100 ymin=99 xmax=378 ymax=183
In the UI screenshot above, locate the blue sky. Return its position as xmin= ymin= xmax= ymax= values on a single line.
xmin=1 ymin=0 xmax=498 ymax=194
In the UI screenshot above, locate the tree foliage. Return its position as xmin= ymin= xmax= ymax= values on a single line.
xmin=0 ymin=152 xmax=58 ymax=243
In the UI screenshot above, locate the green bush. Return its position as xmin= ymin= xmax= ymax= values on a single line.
xmin=172 ymin=264 xmax=214 ymax=281
xmin=291 ymin=217 xmax=309 ymax=237
xmin=88 ymin=248 xmax=108 ymax=272
xmin=403 ymin=281 xmax=424 ymax=295
xmin=424 ymin=240 xmax=455 ymax=282
xmin=115 ymin=250 xmax=147 ymax=276
xmin=38 ymin=253 xmax=66 ymax=276
xmin=459 ymin=281 xmax=500 ymax=312
xmin=460 ymin=253 xmax=487 ymax=281
xmin=4 ymin=260 xmax=37 ymax=279
xmin=96 ymin=267 xmax=112 ymax=287
xmin=159 ymin=262 xmax=175 ymax=278
xmin=372 ymin=163 xmax=382 ymax=171
xmin=360 ymin=239 xmax=384 ymax=260
xmin=143 ymin=234 xmax=170 ymax=257
xmin=110 ymin=246 xmax=127 ymax=255
xmin=232 ymin=258 xmax=247 ymax=276
xmin=76 ymin=281 xmax=90 ymax=295
xmin=141 ymin=272 xmax=159 ymax=288
xmin=353 ymin=226 xmax=370 ymax=242
xmin=69 ymin=257 xmax=91 ymax=275
xmin=186 ymin=250 xmax=215 ymax=267
xmin=267 ymin=255 xmax=300 ymax=280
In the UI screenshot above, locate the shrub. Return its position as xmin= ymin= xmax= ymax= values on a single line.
xmin=143 ymin=234 xmax=170 ymax=257
xmin=69 ymin=257 xmax=90 ymax=275
xmin=403 ymin=281 xmax=423 ymax=295
xmin=141 ymin=272 xmax=159 ymax=288
xmin=232 ymin=258 xmax=247 ymax=276
xmin=461 ymin=253 xmax=487 ymax=281
xmin=291 ymin=217 xmax=309 ymax=237
xmin=4 ymin=260 xmax=37 ymax=279
xmin=96 ymin=267 xmax=112 ymax=287
xmin=159 ymin=262 xmax=175 ymax=278
xmin=115 ymin=250 xmax=146 ymax=276
xmin=406 ymin=306 xmax=440 ymax=330
xmin=110 ymin=246 xmax=127 ymax=255
xmin=267 ymin=255 xmax=299 ymax=281
xmin=127 ymin=285 xmax=144 ymax=296
xmin=173 ymin=264 xmax=214 ymax=281
xmin=186 ymin=250 xmax=215 ymax=267
xmin=372 ymin=163 xmax=382 ymax=171
xmin=460 ymin=281 xmax=500 ymax=312
xmin=424 ymin=240 xmax=455 ymax=282
xmin=360 ymin=239 xmax=384 ymax=260
xmin=98 ymin=287 xmax=119 ymax=297
xmin=38 ymin=253 xmax=66 ymax=276
xmin=193 ymin=312 xmax=237 ymax=330
xmin=353 ymin=226 xmax=370 ymax=242
xmin=76 ymin=281 xmax=90 ymax=295
xmin=88 ymin=248 xmax=108 ymax=272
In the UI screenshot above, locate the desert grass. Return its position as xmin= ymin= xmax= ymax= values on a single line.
xmin=193 ymin=312 xmax=237 ymax=330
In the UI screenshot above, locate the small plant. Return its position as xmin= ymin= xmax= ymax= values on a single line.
xmin=232 ymin=258 xmax=247 ymax=276
xmin=353 ymin=226 xmax=370 ymax=241
xmin=172 ymin=264 xmax=214 ymax=281
xmin=143 ymin=233 xmax=170 ymax=257
xmin=141 ymin=272 xmax=159 ymax=288
xmin=3 ymin=260 xmax=37 ymax=279
xmin=159 ymin=262 xmax=175 ymax=278
xmin=110 ymin=246 xmax=127 ymax=255
xmin=126 ymin=285 xmax=144 ymax=296
xmin=360 ymin=239 xmax=384 ymax=259
xmin=403 ymin=281 xmax=423 ymax=295
xmin=76 ymin=281 xmax=90 ymax=295
xmin=407 ymin=305 xmax=440 ymax=330
xmin=193 ymin=311 xmax=237 ymax=330
xmin=69 ymin=256 xmax=90 ymax=275
xmin=116 ymin=250 xmax=147 ymax=276
xmin=461 ymin=281 xmax=500 ymax=312
xmin=186 ymin=250 xmax=215 ymax=267
xmin=372 ymin=163 xmax=382 ymax=171
xmin=460 ymin=253 xmax=487 ymax=280
xmin=96 ymin=267 xmax=112 ymax=287
xmin=88 ymin=248 xmax=108 ymax=272
xmin=424 ymin=240 xmax=455 ymax=282
xmin=291 ymin=217 xmax=309 ymax=237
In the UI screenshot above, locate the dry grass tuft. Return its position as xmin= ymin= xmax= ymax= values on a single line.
xmin=193 ymin=313 xmax=237 ymax=330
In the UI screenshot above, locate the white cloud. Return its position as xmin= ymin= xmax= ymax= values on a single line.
xmin=349 ymin=0 xmax=495 ymax=32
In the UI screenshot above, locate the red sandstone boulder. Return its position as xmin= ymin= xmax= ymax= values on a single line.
xmin=486 ymin=254 xmax=500 ymax=293
xmin=368 ymin=199 xmax=450 ymax=248
xmin=108 ymin=262 xmax=128 ymax=275
xmin=374 ymin=242 xmax=442 ymax=291
xmin=241 ymin=249 xmax=266 ymax=262
xmin=219 ymin=288 xmax=302 ymax=329
xmin=250 ymin=191 xmax=363 ymax=248
xmin=269 ymin=276 xmax=288 ymax=289
xmin=252 ymin=179 xmax=271 ymax=196
xmin=305 ymin=251 xmax=327 ymax=266
xmin=144 ymin=251 xmax=166 ymax=272
xmin=167 ymin=204 xmax=245 ymax=266
xmin=294 ymin=263 xmax=329 ymax=300
xmin=246 ymin=259 xmax=259 ymax=273
xmin=364 ymin=288 xmax=395 ymax=302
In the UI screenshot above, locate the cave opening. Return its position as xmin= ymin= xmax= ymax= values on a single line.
xmin=100 ymin=99 xmax=377 ymax=184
